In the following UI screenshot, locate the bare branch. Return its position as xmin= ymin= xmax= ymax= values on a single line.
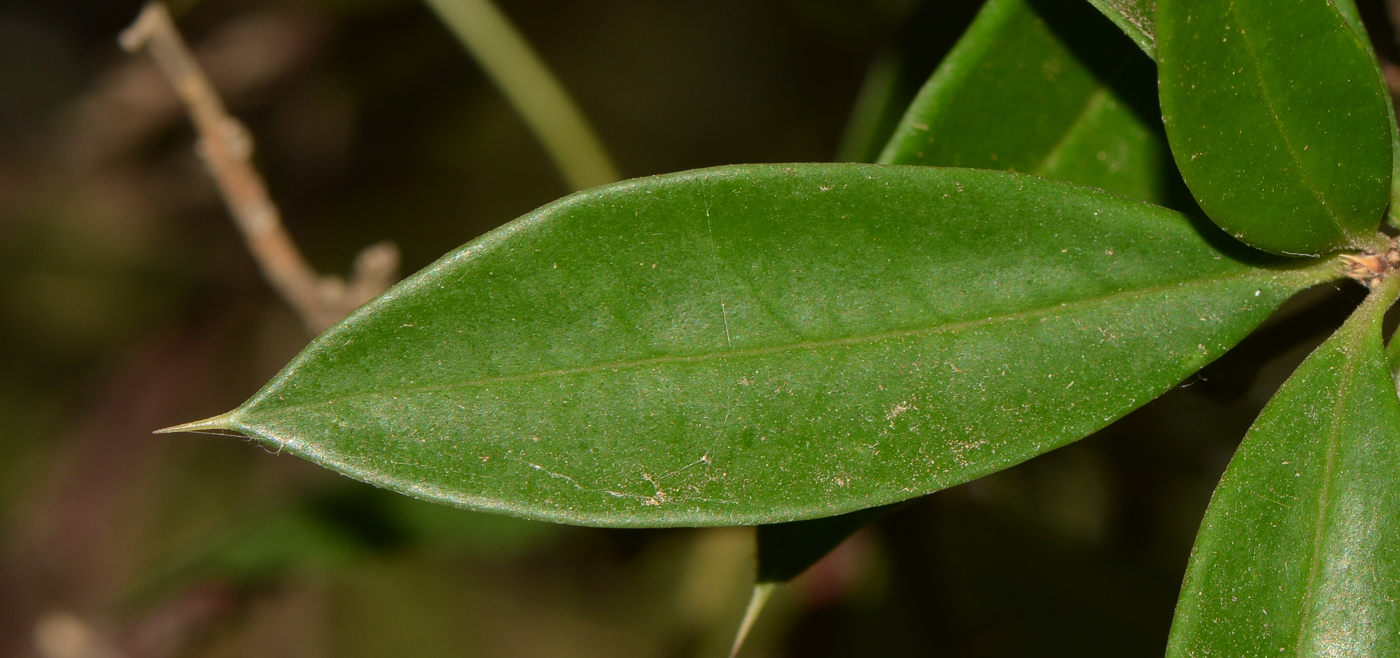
xmin=120 ymin=2 xmax=397 ymax=334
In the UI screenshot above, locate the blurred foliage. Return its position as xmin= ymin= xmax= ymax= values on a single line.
xmin=0 ymin=0 xmax=1389 ymax=656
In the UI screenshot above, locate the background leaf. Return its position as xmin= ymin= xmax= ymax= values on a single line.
xmin=192 ymin=164 xmax=1336 ymax=527
xmin=1327 ymin=0 xmax=1400 ymax=232
xmin=1167 ymin=275 xmax=1400 ymax=657
xmin=833 ymin=2 xmax=983 ymax=164
xmin=880 ymin=0 xmax=1180 ymax=209
xmin=1156 ymin=0 xmax=1393 ymax=255
xmin=755 ymin=504 xmax=896 ymax=585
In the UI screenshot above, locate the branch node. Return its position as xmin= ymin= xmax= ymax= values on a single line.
xmin=122 ymin=2 xmax=398 ymax=334
xmin=1342 ymin=238 xmax=1400 ymax=289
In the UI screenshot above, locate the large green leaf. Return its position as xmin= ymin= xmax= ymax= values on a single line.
xmin=178 ymin=164 xmax=1335 ymax=527
xmin=1085 ymin=0 xmax=1156 ymax=57
xmin=1167 ymin=274 xmax=1400 ymax=657
xmin=1156 ymin=0 xmax=1393 ymax=256
xmin=880 ymin=0 xmax=1173 ymax=207
xmin=757 ymin=0 xmax=1180 ymax=592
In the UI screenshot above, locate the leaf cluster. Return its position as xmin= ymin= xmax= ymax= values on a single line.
xmin=172 ymin=0 xmax=1400 ymax=654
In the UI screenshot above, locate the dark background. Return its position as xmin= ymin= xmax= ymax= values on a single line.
xmin=0 ymin=0 xmax=1394 ymax=656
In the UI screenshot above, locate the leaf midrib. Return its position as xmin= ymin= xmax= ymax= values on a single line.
xmin=1293 ymin=317 xmax=1363 ymax=652
xmin=248 ymin=266 xmax=1322 ymax=417
xmin=1224 ymin=0 xmax=1347 ymax=238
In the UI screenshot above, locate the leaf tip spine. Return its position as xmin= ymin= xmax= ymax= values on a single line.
xmin=154 ymin=411 xmax=238 ymax=435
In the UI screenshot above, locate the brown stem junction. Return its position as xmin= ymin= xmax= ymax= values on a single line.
xmin=1341 ymin=237 xmax=1400 ymax=289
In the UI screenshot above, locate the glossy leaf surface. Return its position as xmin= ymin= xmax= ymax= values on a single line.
xmin=1168 ymin=277 xmax=1400 ymax=657
xmin=1330 ymin=0 xmax=1400 ymax=232
xmin=1086 ymin=0 xmax=1156 ymax=56
xmin=197 ymin=164 xmax=1333 ymax=527
xmin=760 ymin=0 xmax=1180 ymax=584
xmin=1156 ymin=0 xmax=1392 ymax=255
xmin=880 ymin=0 xmax=1174 ymax=207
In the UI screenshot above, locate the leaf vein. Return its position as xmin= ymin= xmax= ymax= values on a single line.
xmin=247 ymin=266 xmax=1330 ymax=417
xmin=1225 ymin=0 xmax=1346 ymax=236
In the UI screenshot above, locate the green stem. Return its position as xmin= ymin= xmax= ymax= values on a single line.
xmin=421 ymin=0 xmax=621 ymax=191
xmin=1354 ymin=230 xmax=1394 ymax=253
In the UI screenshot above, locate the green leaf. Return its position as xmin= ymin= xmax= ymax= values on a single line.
xmin=1085 ymin=0 xmax=1157 ymax=57
xmin=834 ymin=2 xmax=984 ymax=165
xmin=880 ymin=0 xmax=1173 ymax=207
xmin=180 ymin=164 xmax=1335 ymax=527
xmin=1328 ymin=0 xmax=1400 ymax=234
xmin=1167 ymin=274 xmax=1400 ymax=657
xmin=125 ymin=507 xmax=367 ymax=604
xmin=835 ymin=50 xmax=907 ymax=165
xmin=758 ymin=0 xmax=1181 ymax=593
xmin=1156 ymin=0 xmax=1393 ymax=256
xmin=1316 ymin=0 xmax=1400 ymax=235
xmin=1328 ymin=0 xmax=1366 ymax=38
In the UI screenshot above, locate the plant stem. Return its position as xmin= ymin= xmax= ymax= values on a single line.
xmin=120 ymin=2 xmax=399 ymax=334
xmin=422 ymin=0 xmax=621 ymax=191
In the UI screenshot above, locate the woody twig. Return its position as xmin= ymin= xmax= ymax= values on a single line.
xmin=120 ymin=2 xmax=397 ymax=334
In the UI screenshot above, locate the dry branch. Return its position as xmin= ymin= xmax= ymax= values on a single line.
xmin=120 ymin=2 xmax=397 ymax=334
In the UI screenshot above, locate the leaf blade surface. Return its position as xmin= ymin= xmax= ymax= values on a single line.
xmin=762 ymin=0 xmax=1182 ymax=583
xmin=880 ymin=0 xmax=1173 ymax=207
xmin=213 ymin=164 xmax=1332 ymax=527
xmin=1168 ymin=276 xmax=1400 ymax=657
xmin=1156 ymin=0 xmax=1392 ymax=255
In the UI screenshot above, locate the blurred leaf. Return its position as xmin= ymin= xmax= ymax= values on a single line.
xmin=205 ymin=509 xmax=366 ymax=579
xmin=125 ymin=483 xmax=562 ymax=608
xmin=1084 ymin=0 xmax=1156 ymax=56
xmin=128 ymin=507 xmax=366 ymax=604
xmin=1167 ymin=276 xmax=1400 ymax=656
xmin=880 ymin=0 xmax=1172 ymax=207
xmin=834 ymin=1 xmax=983 ymax=164
xmin=185 ymin=164 xmax=1337 ymax=527
xmin=1156 ymin=0 xmax=1392 ymax=255
xmin=834 ymin=50 xmax=906 ymax=165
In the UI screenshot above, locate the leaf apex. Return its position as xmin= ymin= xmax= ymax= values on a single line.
xmin=155 ymin=411 xmax=238 ymax=435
